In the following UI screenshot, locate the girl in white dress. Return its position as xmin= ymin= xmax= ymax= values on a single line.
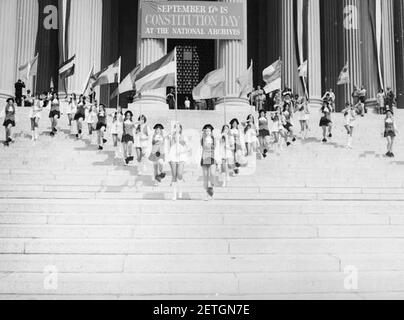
xmin=134 ymin=115 xmax=151 ymax=175
xmin=110 ymin=107 xmax=123 ymax=159
xmin=29 ymin=95 xmax=44 ymax=141
xmin=167 ymin=122 xmax=189 ymax=201
xmin=243 ymin=115 xmax=258 ymax=156
xmin=296 ymin=96 xmax=310 ymax=140
xmin=67 ymin=94 xmax=77 ymax=127
xmin=342 ymin=102 xmax=359 ymax=149
xmin=219 ymin=125 xmax=233 ymax=187
xmin=149 ymin=124 xmax=167 ymax=186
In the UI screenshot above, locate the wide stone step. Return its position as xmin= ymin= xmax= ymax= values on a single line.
xmin=0 ymin=213 xmax=390 ymax=226
xmin=0 ymin=254 xmax=340 ymax=273
xmin=1 ymin=271 xmax=404 ymax=295
xmin=0 ymin=225 xmax=317 ymax=239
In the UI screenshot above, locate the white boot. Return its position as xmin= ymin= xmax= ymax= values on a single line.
xmin=172 ymin=183 xmax=178 ymax=201
xmin=347 ymin=137 xmax=353 ymax=149
xmin=31 ymin=131 xmax=35 ymax=141
xmin=177 ymin=180 xmax=183 ymax=199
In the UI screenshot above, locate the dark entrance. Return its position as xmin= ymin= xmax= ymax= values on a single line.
xmin=167 ymin=39 xmax=216 ymax=110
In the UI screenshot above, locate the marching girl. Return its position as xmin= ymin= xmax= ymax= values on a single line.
xmin=149 ymin=124 xmax=167 ymax=186
xmin=229 ymin=119 xmax=245 ymax=175
xmin=67 ymin=94 xmax=77 ymax=128
xmin=271 ymin=111 xmax=286 ymax=151
xmin=219 ymin=125 xmax=233 ymax=187
xmin=319 ymin=101 xmax=333 ymax=143
xmin=74 ymin=95 xmax=86 ymax=139
xmin=201 ymin=124 xmax=217 ymax=200
xmin=167 ymin=122 xmax=189 ymax=201
xmin=384 ymin=110 xmax=398 ymax=158
xmin=243 ymin=114 xmax=258 ymax=156
xmin=49 ymin=93 xmax=61 ymax=136
xmin=86 ymin=100 xmax=99 ymax=142
xmin=134 ymin=115 xmax=151 ymax=175
xmin=122 ymin=110 xmax=136 ymax=165
xmin=342 ymin=102 xmax=359 ymax=149
xmin=96 ymin=104 xmax=107 ymax=150
xmin=2 ymin=98 xmax=16 ymax=147
xmin=29 ymin=95 xmax=44 ymax=141
xmin=110 ymin=106 xmax=124 ymax=158
xmin=258 ymin=110 xmax=271 ymax=158
xmin=296 ymin=96 xmax=310 ymax=140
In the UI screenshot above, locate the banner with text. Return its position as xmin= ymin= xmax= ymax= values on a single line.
xmin=140 ymin=1 xmax=244 ymax=40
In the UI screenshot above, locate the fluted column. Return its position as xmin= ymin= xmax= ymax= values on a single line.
xmin=307 ymin=0 xmax=322 ymax=106
xmin=282 ymin=0 xmax=302 ymax=94
xmin=135 ymin=0 xmax=167 ymax=109
xmin=381 ymin=0 xmax=396 ymax=92
xmin=67 ymin=0 xmax=102 ymax=96
xmin=16 ymin=0 xmax=39 ymax=93
xmin=394 ymin=0 xmax=404 ymax=108
xmin=0 ymin=0 xmax=18 ymax=103
xmin=343 ymin=0 xmax=362 ymax=102
xmin=217 ymin=0 xmax=248 ymax=107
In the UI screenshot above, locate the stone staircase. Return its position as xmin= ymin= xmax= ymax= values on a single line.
xmin=0 ymin=107 xmax=403 ymax=300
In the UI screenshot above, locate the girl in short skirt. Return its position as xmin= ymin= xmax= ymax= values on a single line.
xmin=243 ymin=114 xmax=258 ymax=156
xmin=384 ymin=110 xmax=398 ymax=158
xmin=86 ymin=101 xmax=98 ymax=142
xmin=271 ymin=111 xmax=286 ymax=150
xmin=122 ymin=111 xmax=135 ymax=165
xmin=229 ymin=118 xmax=245 ymax=175
xmin=167 ymin=122 xmax=189 ymax=201
xmin=281 ymin=105 xmax=296 ymax=146
xmin=3 ymin=98 xmax=16 ymax=146
xmin=219 ymin=125 xmax=233 ymax=187
xmin=149 ymin=124 xmax=166 ymax=186
xmin=74 ymin=95 xmax=86 ymax=139
xmin=110 ymin=107 xmax=123 ymax=159
xmin=258 ymin=110 xmax=271 ymax=158
xmin=67 ymin=94 xmax=77 ymax=128
xmin=29 ymin=95 xmax=44 ymax=141
xmin=49 ymin=93 xmax=61 ymax=136
xmin=96 ymin=104 xmax=107 ymax=150
xmin=342 ymin=102 xmax=359 ymax=149
xmin=296 ymin=96 xmax=310 ymax=140
xmin=134 ymin=115 xmax=151 ymax=175
xmin=201 ymin=124 xmax=217 ymax=200
xmin=319 ymin=101 xmax=333 ymax=143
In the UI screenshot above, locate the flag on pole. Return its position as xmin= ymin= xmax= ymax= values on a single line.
xmin=91 ymin=57 xmax=121 ymax=89
xmin=111 ymin=64 xmax=141 ymax=99
xmin=192 ymin=68 xmax=226 ymax=100
xmin=59 ymin=55 xmax=76 ymax=79
xmin=82 ymin=65 xmax=96 ymax=95
xmin=298 ymin=60 xmax=308 ymax=78
xmin=135 ymin=49 xmax=176 ymax=93
xmin=18 ymin=54 xmax=39 ymax=80
xmin=236 ymin=60 xmax=253 ymax=98
xmin=337 ymin=62 xmax=350 ymax=85
xmin=263 ymin=59 xmax=282 ymax=93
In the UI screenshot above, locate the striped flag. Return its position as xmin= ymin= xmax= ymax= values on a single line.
xmin=18 ymin=54 xmax=39 ymax=80
xmin=82 ymin=65 xmax=96 ymax=95
xmin=236 ymin=60 xmax=253 ymax=98
xmin=263 ymin=59 xmax=282 ymax=93
xmin=337 ymin=62 xmax=350 ymax=85
xmin=135 ymin=49 xmax=176 ymax=93
xmin=91 ymin=57 xmax=121 ymax=89
xmin=111 ymin=64 xmax=141 ymax=99
xmin=298 ymin=60 xmax=308 ymax=78
xmin=59 ymin=55 xmax=76 ymax=79
xmin=192 ymin=68 xmax=226 ymax=100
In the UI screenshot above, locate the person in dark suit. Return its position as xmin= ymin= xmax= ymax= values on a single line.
xmin=14 ymin=79 xmax=26 ymax=107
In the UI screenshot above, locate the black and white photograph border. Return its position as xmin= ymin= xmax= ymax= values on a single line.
xmin=0 ymin=0 xmax=404 ymax=301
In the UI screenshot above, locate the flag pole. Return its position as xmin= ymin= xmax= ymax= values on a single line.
xmin=174 ymin=47 xmax=178 ymax=123
xmin=117 ymin=57 xmax=121 ymax=109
